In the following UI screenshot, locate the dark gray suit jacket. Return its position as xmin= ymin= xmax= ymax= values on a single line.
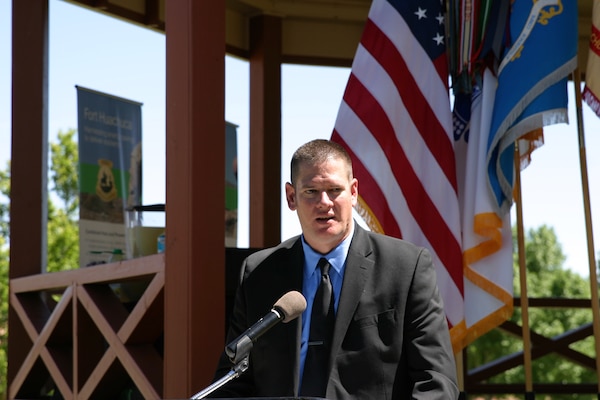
xmin=211 ymin=225 xmax=459 ymax=399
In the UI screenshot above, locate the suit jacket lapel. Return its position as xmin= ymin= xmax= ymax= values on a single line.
xmin=285 ymin=239 xmax=305 ymax=395
xmin=329 ymin=226 xmax=374 ymax=363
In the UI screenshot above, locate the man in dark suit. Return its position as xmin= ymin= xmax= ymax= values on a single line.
xmin=210 ymin=139 xmax=458 ymax=399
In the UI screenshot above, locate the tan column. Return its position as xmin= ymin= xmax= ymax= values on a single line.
xmin=249 ymin=15 xmax=282 ymax=248
xmin=8 ymin=0 xmax=49 ymax=388
xmin=164 ymin=1 xmax=226 ymax=397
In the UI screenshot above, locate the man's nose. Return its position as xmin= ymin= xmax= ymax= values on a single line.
xmin=317 ymin=191 xmax=333 ymax=206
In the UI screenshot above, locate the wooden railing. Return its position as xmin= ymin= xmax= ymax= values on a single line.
xmin=8 ymin=253 xmax=600 ymax=398
xmin=463 ymin=297 xmax=599 ymax=396
xmin=9 ymin=254 xmax=165 ymax=399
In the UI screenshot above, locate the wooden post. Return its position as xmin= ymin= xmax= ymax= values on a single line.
xmin=164 ymin=1 xmax=226 ymax=397
xmin=8 ymin=0 xmax=49 ymax=391
xmin=249 ymin=15 xmax=282 ymax=247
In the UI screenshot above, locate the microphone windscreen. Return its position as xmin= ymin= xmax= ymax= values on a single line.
xmin=274 ymin=291 xmax=307 ymax=323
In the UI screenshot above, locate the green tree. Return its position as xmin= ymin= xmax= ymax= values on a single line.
xmin=0 ymin=129 xmax=80 ymax=399
xmin=50 ymin=129 xmax=79 ymax=217
xmin=47 ymin=129 xmax=79 ymax=272
xmin=467 ymin=225 xmax=595 ymax=399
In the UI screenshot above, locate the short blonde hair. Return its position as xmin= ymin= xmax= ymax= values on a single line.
xmin=290 ymin=139 xmax=353 ymax=185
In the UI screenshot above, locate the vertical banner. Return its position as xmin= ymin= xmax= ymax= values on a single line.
xmin=225 ymin=121 xmax=238 ymax=247
xmin=76 ymin=86 xmax=142 ymax=267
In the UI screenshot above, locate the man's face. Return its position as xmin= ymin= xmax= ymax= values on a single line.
xmin=285 ymin=157 xmax=358 ymax=254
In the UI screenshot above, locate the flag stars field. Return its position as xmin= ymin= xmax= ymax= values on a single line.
xmin=415 ymin=7 xmax=427 ymax=19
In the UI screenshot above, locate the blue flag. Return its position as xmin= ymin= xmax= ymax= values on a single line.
xmin=487 ymin=0 xmax=578 ymax=213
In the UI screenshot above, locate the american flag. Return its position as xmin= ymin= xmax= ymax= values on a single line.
xmin=331 ymin=0 xmax=465 ymax=350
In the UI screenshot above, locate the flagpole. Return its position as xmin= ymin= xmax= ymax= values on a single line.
xmin=514 ymin=147 xmax=534 ymax=399
xmin=455 ymin=350 xmax=465 ymax=399
xmin=572 ymin=67 xmax=600 ymax=395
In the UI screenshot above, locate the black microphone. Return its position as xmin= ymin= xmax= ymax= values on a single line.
xmin=225 ymin=290 xmax=307 ymax=364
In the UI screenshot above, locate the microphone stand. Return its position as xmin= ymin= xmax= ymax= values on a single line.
xmin=190 ymin=356 xmax=250 ymax=399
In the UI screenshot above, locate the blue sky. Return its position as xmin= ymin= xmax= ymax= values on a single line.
xmin=3 ymin=0 xmax=600 ymax=278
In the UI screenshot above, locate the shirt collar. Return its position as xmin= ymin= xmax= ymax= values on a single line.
xmin=301 ymin=222 xmax=355 ymax=277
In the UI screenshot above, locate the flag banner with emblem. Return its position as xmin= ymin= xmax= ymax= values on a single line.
xmin=583 ymin=0 xmax=600 ymax=117
xmin=453 ymin=69 xmax=514 ymax=349
xmin=449 ymin=0 xmax=576 ymax=348
xmin=487 ymin=0 xmax=578 ymax=214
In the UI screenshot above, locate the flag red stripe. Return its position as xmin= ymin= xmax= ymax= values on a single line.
xmin=342 ymin=74 xmax=463 ymax=284
xmin=331 ymin=130 xmax=402 ymax=238
xmin=590 ymin=23 xmax=600 ymax=57
xmin=361 ymin=18 xmax=458 ymax=192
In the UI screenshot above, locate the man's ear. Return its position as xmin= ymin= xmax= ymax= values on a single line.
xmin=285 ymin=182 xmax=297 ymax=211
xmin=351 ymin=178 xmax=358 ymax=206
